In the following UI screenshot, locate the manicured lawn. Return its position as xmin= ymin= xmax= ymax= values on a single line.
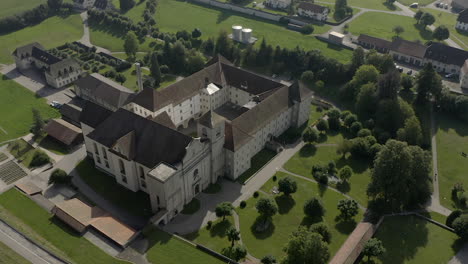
xmin=89 ymin=24 xmax=155 ymax=53
xmin=0 ymin=14 xmax=83 ymax=63
xmin=284 ymin=145 xmax=371 ymax=206
xmin=320 ymin=0 xmax=399 ymax=11
xmin=349 ymin=12 xmax=433 ymax=42
xmin=0 ymin=240 xmax=31 ymax=264
xmin=309 ymin=104 xmax=326 ymax=126
xmin=371 ymin=215 xmax=460 ymax=264
xmin=399 ymin=0 xmax=434 ymax=6
xmin=144 ymin=227 xmax=225 ymax=264
xmin=154 ymin=0 xmax=352 ymax=62
xmin=0 ymin=0 xmax=46 ymax=19
xmin=75 ymin=158 xmax=153 ymax=217
xmin=422 ymin=8 xmax=468 ymax=50
xmin=184 ymin=216 xmax=235 ymax=253
xmin=0 ymin=189 xmax=129 ymax=264
xmin=236 ymin=149 xmax=277 ymax=184
xmin=435 ymin=113 xmax=468 ymax=210
xmin=237 ymin=171 xmax=363 ymax=259
xmin=8 ymin=139 xmax=36 ymax=167
xmin=0 ymin=76 xmax=60 ymax=143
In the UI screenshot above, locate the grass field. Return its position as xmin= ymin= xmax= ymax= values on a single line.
xmin=0 ymin=0 xmax=46 ymax=19
xmin=237 ymin=171 xmax=363 ymax=259
xmin=422 ymin=8 xmax=468 ymax=50
xmin=88 ymin=24 xmax=155 ymax=53
xmin=349 ymin=12 xmax=433 ymax=42
xmin=76 ymin=159 xmax=152 ymax=217
xmin=0 ymin=240 xmax=31 ymax=264
xmin=284 ymin=145 xmax=371 ymax=206
xmin=371 ymin=215 xmax=460 ymax=264
xmin=0 ymin=189 xmax=129 ymax=264
xmin=320 ymin=0 xmax=399 ymax=11
xmin=236 ymin=149 xmax=277 ymax=184
xmin=184 ymin=216 xmax=235 ymax=253
xmin=0 ymin=14 xmax=83 ymax=64
xmin=398 ymin=0 xmax=434 ymax=6
xmin=144 ymin=227 xmax=225 ymax=264
xmin=8 ymin=139 xmax=36 ymax=167
xmin=0 ymin=75 xmax=60 ymax=143
xmin=435 ymin=113 xmax=468 ymax=210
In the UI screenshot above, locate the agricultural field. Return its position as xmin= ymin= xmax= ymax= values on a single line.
xmin=0 ymin=14 xmax=83 ymax=63
xmin=0 ymin=74 xmax=60 ymax=143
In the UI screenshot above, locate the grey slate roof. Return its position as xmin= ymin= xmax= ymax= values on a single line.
xmin=390 ymin=39 xmax=427 ymax=58
xmin=60 ymin=104 xmax=82 ymax=125
xmin=152 ymin=112 xmax=176 ymax=130
xmin=297 ymin=2 xmax=328 ymax=13
xmin=198 ymin=111 xmax=226 ymax=129
xmin=12 ymin=42 xmax=44 ymax=58
xmin=80 ymin=101 xmax=113 ymax=128
xmin=425 ymin=42 xmax=468 ymax=67
xmin=88 ymin=109 xmax=192 ymax=168
xmin=31 ymin=47 xmax=61 ymax=65
xmin=357 ymin=34 xmax=392 ymax=49
xmin=458 ymin=9 xmax=468 ymax=23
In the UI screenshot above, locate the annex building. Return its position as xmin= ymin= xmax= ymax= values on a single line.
xmin=79 ymin=56 xmax=312 ymax=224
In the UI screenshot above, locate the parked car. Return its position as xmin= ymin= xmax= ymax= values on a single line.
xmin=407 ymin=70 xmax=413 ymax=75
xmin=435 ymin=2 xmax=441 ymax=7
xmin=396 ymin=66 xmax=404 ymax=72
xmin=445 ymin=73 xmax=457 ymax=79
xmin=444 ymin=3 xmax=448 ymax=9
xmin=410 ymin=3 xmax=419 ymax=8
xmin=50 ymin=101 xmax=62 ymax=109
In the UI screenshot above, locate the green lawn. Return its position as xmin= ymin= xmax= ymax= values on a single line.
xmin=88 ymin=24 xmax=155 ymax=53
xmin=76 ymin=158 xmax=153 ymax=217
xmin=349 ymin=12 xmax=433 ymax=42
xmin=0 ymin=189 xmax=129 ymax=264
xmin=422 ymin=8 xmax=468 ymax=50
xmin=284 ymin=145 xmax=371 ymax=206
xmin=184 ymin=216 xmax=235 ymax=253
xmin=144 ymin=227 xmax=225 ymax=264
xmin=435 ymin=113 xmax=468 ymax=210
xmin=320 ymin=0 xmax=399 ymax=11
xmin=0 ymin=14 xmax=83 ymax=64
xmin=0 ymin=76 xmax=60 ymax=143
xmin=237 ymin=171 xmax=363 ymax=259
xmin=8 ymin=139 xmax=36 ymax=167
xmin=236 ymin=149 xmax=277 ymax=184
xmin=0 ymin=0 xmax=46 ymax=19
xmin=371 ymin=215 xmax=460 ymax=264
xmin=398 ymin=0 xmax=434 ymax=5
xmin=0 ymin=241 xmax=31 ymax=264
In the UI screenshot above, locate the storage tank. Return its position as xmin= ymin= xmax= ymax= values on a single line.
xmin=232 ymin=25 xmax=243 ymax=42
xmin=242 ymin=28 xmax=252 ymax=43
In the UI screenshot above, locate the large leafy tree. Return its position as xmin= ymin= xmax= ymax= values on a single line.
xmin=149 ymin=52 xmax=161 ymax=87
xmin=419 ymin=12 xmax=435 ymax=28
xmin=278 ymin=177 xmax=298 ymax=196
xmin=377 ymin=70 xmax=400 ymax=100
xmin=397 ymin=116 xmax=423 ymax=146
xmin=362 ymin=238 xmax=386 ymax=261
xmin=337 ymin=199 xmax=359 ymax=220
xmin=416 ymin=63 xmax=442 ymax=102
xmin=283 ymin=226 xmax=330 ymax=264
xmin=124 ymin=32 xmax=139 ymax=58
xmin=226 ymin=227 xmax=240 ymax=247
xmin=215 ymin=202 xmax=234 ymax=220
xmin=256 ymin=198 xmax=278 ymax=224
xmin=433 ymin=25 xmax=450 ymax=41
xmin=303 ymin=197 xmax=326 ymax=218
xmin=120 ymin=0 xmax=136 ymax=11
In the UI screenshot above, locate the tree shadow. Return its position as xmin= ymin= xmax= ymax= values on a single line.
xmin=299 ymin=144 xmax=317 ymax=157
xmin=317 ymin=133 xmax=328 ymax=143
xmin=250 ymin=216 xmax=275 ymax=240
xmin=209 ymin=219 xmax=233 ymax=238
xmin=49 ymin=216 xmax=82 ymax=238
xmin=275 ymin=195 xmax=296 ymax=215
xmin=336 ymin=180 xmax=350 ymax=193
xmin=334 ymin=219 xmax=357 ymax=235
xmin=413 ymin=23 xmax=434 ymax=41
xmin=383 ymin=2 xmax=398 ymax=11
xmin=217 ymin=12 xmax=232 ymax=24
xmin=300 ymin=215 xmax=323 ymax=227
xmin=318 ymin=183 xmax=328 ymax=197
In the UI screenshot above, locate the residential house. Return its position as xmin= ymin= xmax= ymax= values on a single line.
xmin=453 ymin=0 xmax=468 ymax=10
xmin=423 ymin=42 xmax=468 ymax=74
xmin=74 ymin=0 xmax=109 ymax=9
xmin=357 ymin=34 xmax=392 ymax=53
xmin=297 ymin=2 xmax=329 ymax=21
xmin=264 ymin=0 xmax=292 ymax=9
xmin=389 ymin=39 xmax=427 ymax=66
xmin=12 ymin=43 xmax=82 ymax=89
xmin=456 ymin=9 xmax=468 ymax=32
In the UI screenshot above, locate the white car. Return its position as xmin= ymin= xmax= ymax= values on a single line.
xmin=50 ymin=101 xmax=62 ymax=109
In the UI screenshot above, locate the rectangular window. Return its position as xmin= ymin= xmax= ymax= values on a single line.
xmin=122 ymin=176 xmax=128 ymax=183
xmin=141 ymin=181 xmax=147 ymax=188
xmin=96 ymin=156 xmax=101 ymax=164
xmin=105 ymin=160 xmax=109 ymax=168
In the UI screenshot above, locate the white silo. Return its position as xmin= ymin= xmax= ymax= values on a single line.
xmin=242 ymin=28 xmax=252 ymax=43
xmin=232 ymin=25 xmax=243 ymax=42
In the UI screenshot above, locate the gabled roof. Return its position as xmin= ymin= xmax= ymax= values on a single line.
xmin=88 ymin=109 xmax=192 ymax=168
xmin=44 ymin=119 xmax=82 ymax=146
xmin=205 ymin=54 xmax=233 ymax=67
xmin=357 ymin=34 xmax=392 ymax=49
xmin=60 ymin=104 xmax=82 ymax=125
xmin=31 ymin=46 xmax=61 ymax=65
xmin=458 ymin=9 xmax=468 ymax=23
xmin=425 ymin=42 xmax=468 ymax=67
xmin=297 ymin=2 xmax=328 ymax=13
xmin=390 ymin=39 xmax=427 ymax=58
xmin=48 ymin=58 xmax=81 ymax=77
xmin=289 ymin=81 xmax=313 ymax=103
xmin=80 ymin=101 xmax=113 ymax=128
xmin=12 ymin=42 xmax=44 ymax=57
xmin=198 ymin=111 xmax=226 ymax=129
xmin=75 ymin=73 xmax=135 ymax=110
xmin=152 ymin=112 xmax=176 ymax=130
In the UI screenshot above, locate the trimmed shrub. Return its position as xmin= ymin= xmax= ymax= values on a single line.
xmin=253 ymin=191 xmax=259 ymax=198
xmin=240 ymin=201 xmax=247 ymax=209
xmin=30 ymin=151 xmax=50 ymax=167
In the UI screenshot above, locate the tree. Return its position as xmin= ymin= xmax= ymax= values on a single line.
xmin=192 ymin=28 xmax=202 ymax=38
xmin=119 ymin=0 xmax=136 ymax=11
xmin=355 ymin=83 xmax=378 ymax=117
xmin=401 ymin=74 xmax=413 ymax=91
xmin=31 ymin=108 xmax=44 ymax=138
xmin=362 ymin=238 xmax=386 ymax=261
xmin=301 ymin=71 xmax=314 ymax=85
xmin=310 ymin=223 xmax=332 ymax=244
xmin=416 ymin=63 xmax=442 ymax=102
xmin=222 ymin=244 xmax=247 ymax=261
xmin=30 ymin=151 xmax=50 ymax=167
xmin=283 ymin=226 xmax=330 ymax=264
xmin=397 ymin=116 xmax=423 ymax=146
xmin=149 ymin=53 xmax=162 ymax=87
xmin=303 ymin=127 xmax=319 ymax=144
xmin=377 ymin=70 xmax=400 ymax=100
xmin=453 ymin=214 xmax=468 ymax=239
xmin=335 ymin=0 xmax=349 ymax=20
xmin=350 ymin=47 xmax=365 ymax=75
xmin=215 ymin=31 xmax=232 ymax=59
xmin=337 ymin=139 xmax=352 ymax=158
xmin=367 ymin=140 xmax=432 ymax=210
xmin=47 ymin=0 xmax=63 ymax=10
xmin=414 ymin=10 xmax=424 ymax=20
xmin=338 ymin=166 xmax=352 ymax=182
xmin=303 ymin=197 xmax=326 ymax=218
xmin=353 ymin=65 xmax=380 ymax=86
xmin=48 ymin=169 xmax=71 ymax=185
xmin=419 ymin=12 xmax=435 ymax=28
xmin=186 ymin=53 xmax=205 ymax=74
xmin=446 ymin=210 xmax=462 ymax=228
xmin=278 ymin=177 xmax=298 ymax=196
xmin=256 ymin=198 xmax=278 ymax=224
xmin=316 ymin=119 xmax=329 ymax=134
xmin=124 ymin=32 xmax=139 ymax=58
xmin=393 ymin=25 xmax=404 ymax=37
xmin=226 ymin=227 xmax=240 ymax=247
xmin=115 ymin=73 xmax=127 ymax=84
xmin=301 ymin=24 xmax=314 ymax=35
xmin=261 ymin=255 xmax=277 ymax=264
xmin=433 ymin=25 xmax=450 ymax=41
xmin=215 ymin=202 xmax=234 ymax=220
xmin=337 ymin=199 xmax=359 ymax=220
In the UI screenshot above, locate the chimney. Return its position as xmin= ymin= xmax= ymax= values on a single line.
xmin=135 ymin=63 xmax=143 ymax=92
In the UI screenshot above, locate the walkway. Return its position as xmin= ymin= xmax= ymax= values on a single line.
xmin=78 ymin=11 xmax=111 ymax=54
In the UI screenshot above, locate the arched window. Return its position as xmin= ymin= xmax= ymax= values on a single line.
xmin=119 ymin=159 xmax=126 ymax=175
xmin=193 ymin=169 xmax=199 ymax=180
